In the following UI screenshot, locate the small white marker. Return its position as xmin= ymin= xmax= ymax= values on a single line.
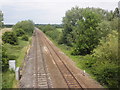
xmin=83 ymin=70 xmax=85 ymax=76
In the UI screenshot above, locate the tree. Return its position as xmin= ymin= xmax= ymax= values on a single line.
xmin=61 ymin=7 xmax=114 ymax=46
xmin=2 ymin=31 xmax=18 ymax=45
xmin=62 ymin=7 xmax=83 ymax=46
xmin=72 ymin=10 xmax=100 ymax=55
xmin=13 ymin=20 xmax=34 ymax=35
xmin=0 ymin=10 xmax=3 ymax=27
xmin=113 ymin=8 xmax=119 ymax=18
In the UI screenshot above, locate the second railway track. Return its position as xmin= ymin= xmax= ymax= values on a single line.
xmin=19 ymin=29 xmax=103 ymax=88
xmin=37 ymin=30 xmax=84 ymax=89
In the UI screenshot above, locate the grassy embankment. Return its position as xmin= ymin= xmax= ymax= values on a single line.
xmin=1 ymin=28 xmax=32 ymax=88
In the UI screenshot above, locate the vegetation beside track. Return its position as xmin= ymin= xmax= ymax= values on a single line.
xmin=1 ymin=20 xmax=34 ymax=88
xmin=38 ymin=7 xmax=119 ymax=88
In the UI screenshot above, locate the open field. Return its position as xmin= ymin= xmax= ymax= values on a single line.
xmin=0 ymin=28 xmax=12 ymax=44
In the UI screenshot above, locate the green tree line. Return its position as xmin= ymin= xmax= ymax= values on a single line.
xmin=38 ymin=7 xmax=119 ymax=88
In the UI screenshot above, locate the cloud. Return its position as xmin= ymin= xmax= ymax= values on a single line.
xmin=0 ymin=0 xmax=119 ymax=24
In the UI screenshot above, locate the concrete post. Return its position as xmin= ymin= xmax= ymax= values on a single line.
xmin=15 ymin=67 xmax=20 ymax=80
xmin=9 ymin=60 xmax=16 ymax=71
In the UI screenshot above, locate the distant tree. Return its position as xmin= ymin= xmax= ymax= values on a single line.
xmin=113 ymin=8 xmax=119 ymax=18
xmin=13 ymin=20 xmax=34 ymax=35
xmin=0 ymin=10 xmax=3 ymax=27
xmin=106 ymin=11 xmax=114 ymax=21
xmin=2 ymin=31 xmax=18 ymax=45
xmin=41 ymin=24 xmax=56 ymax=33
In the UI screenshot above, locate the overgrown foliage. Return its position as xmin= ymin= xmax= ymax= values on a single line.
xmin=2 ymin=46 xmax=9 ymax=72
xmin=93 ymin=31 xmax=118 ymax=63
xmin=83 ymin=31 xmax=119 ymax=88
xmin=39 ymin=24 xmax=56 ymax=33
xmin=38 ymin=24 xmax=61 ymax=42
xmin=2 ymin=31 xmax=18 ymax=45
xmin=14 ymin=28 xmax=25 ymax=37
xmin=2 ymin=70 xmax=15 ymax=88
xmin=21 ymin=35 xmax=29 ymax=41
xmin=42 ymin=7 xmax=119 ymax=88
xmin=2 ymin=20 xmax=34 ymax=88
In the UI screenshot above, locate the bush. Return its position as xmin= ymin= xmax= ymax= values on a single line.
xmin=46 ymin=29 xmax=60 ymax=42
xmin=93 ymin=31 xmax=118 ymax=62
xmin=80 ymin=31 xmax=119 ymax=88
xmin=21 ymin=35 xmax=28 ymax=41
xmin=2 ymin=46 xmax=9 ymax=72
xmin=14 ymin=28 xmax=25 ymax=37
xmin=2 ymin=70 xmax=15 ymax=88
xmin=41 ymin=24 xmax=56 ymax=33
xmin=92 ymin=61 xmax=119 ymax=88
xmin=90 ymin=31 xmax=119 ymax=88
xmin=2 ymin=31 xmax=18 ymax=45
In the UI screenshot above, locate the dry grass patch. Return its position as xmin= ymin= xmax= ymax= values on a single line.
xmin=0 ymin=28 xmax=12 ymax=44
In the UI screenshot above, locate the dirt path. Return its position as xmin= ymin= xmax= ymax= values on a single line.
xmin=19 ymin=28 xmax=103 ymax=88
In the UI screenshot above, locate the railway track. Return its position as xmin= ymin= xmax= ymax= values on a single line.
xmin=33 ymin=31 xmax=52 ymax=88
xmin=19 ymin=30 xmax=102 ymax=90
xmin=19 ymin=30 xmax=52 ymax=88
xmin=37 ymin=30 xmax=84 ymax=89
xmin=19 ymin=29 xmax=102 ymax=88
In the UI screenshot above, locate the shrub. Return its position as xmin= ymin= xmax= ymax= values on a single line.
xmin=92 ymin=61 xmax=119 ymax=88
xmin=42 ymin=24 xmax=56 ymax=33
xmin=46 ymin=29 xmax=60 ymax=41
xmin=91 ymin=31 xmax=119 ymax=88
xmin=2 ymin=31 xmax=18 ymax=45
xmin=14 ymin=28 xmax=25 ymax=37
xmin=21 ymin=35 xmax=28 ymax=41
xmin=93 ymin=30 xmax=118 ymax=62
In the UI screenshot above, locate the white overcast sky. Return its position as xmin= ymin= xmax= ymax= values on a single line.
xmin=0 ymin=0 xmax=119 ymax=24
